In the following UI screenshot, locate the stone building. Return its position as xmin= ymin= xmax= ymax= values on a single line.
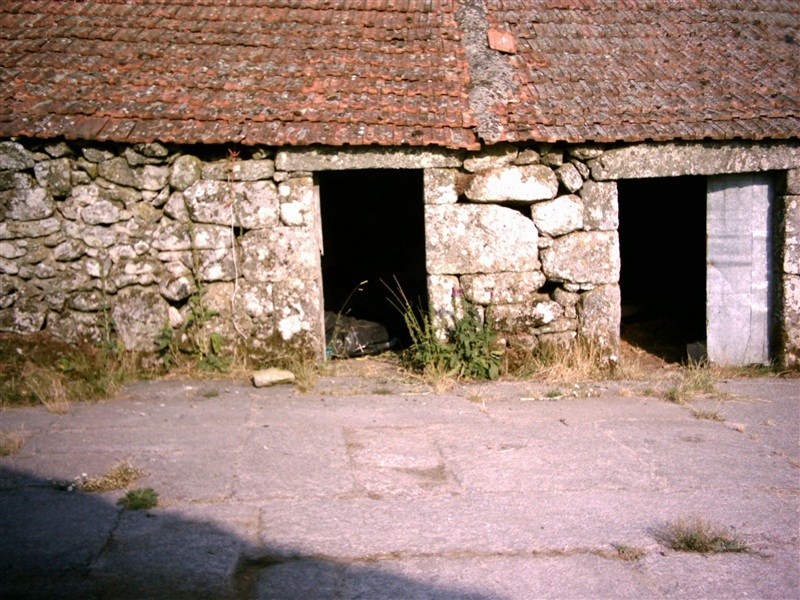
xmin=1 ymin=1 xmax=798 ymax=367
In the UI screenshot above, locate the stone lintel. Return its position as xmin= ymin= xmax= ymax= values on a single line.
xmin=589 ymin=141 xmax=800 ymax=181
xmin=275 ymin=146 xmax=463 ymax=171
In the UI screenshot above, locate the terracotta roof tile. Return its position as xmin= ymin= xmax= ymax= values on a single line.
xmin=0 ymin=1 xmax=797 ymax=148
xmin=486 ymin=0 xmax=800 ymax=144
xmin=1 ymin=0 xmax=478 ymax=149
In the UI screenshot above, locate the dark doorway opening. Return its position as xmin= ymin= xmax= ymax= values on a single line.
xmin=318 ymin=169 xmax=427 ymax=349
xmin=617 ymin=176 xmax=707 ymax=363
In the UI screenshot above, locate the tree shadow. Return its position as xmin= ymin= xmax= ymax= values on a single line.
xmin=0 ymin=465 xmax=496 ymax=600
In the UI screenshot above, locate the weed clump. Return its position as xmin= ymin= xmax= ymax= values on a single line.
xmin=658 ymin=362 xmax=731 ymax=405
xmin=73 ymin=460 xmax=143 ymax=493
xmin=156 ymin=282 xmax=230 ymax=374
xmin=117 ymin=488 xmax=159 ymax=510
xmin=656 ymin=516 xmax=748 ymax=553
xmin=386 ymin=283 xmax=502 ymax=382
xmin=613 ymin=544 xmax=646 ymax=562
xmin=0 ymin=428 xmax=28 ymax=456
xmin=691 ymin=408 xmax=725 ymax=421
xmin=0 ymin=333 xmax=138 ymax=410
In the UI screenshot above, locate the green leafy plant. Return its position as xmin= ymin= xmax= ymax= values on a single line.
xmin=156 ymin=232 xmax=230 ymax=373
xmin=184 ymin=280 xmax=228 ymax=372
xmin=385 ymin=282 xmax=502 ymax=381
xmin=117 ymin=488 xmax=159 ymax=510
xmin=446 ymin=295 xmax=502 ymax=380
xmin=156 ymin=325 xmax=179 ymax=371
xmin=385 ymin=281 xmax=450 ymax=372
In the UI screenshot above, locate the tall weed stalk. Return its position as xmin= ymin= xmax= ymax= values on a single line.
xmin=385 ymin=281 xmax=501 ymax=381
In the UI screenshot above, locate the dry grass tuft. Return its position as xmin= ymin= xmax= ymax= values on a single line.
xmin=0 ymin=427 xmax=29 ymax=457
xmin=289 ymin=356 xmax=319 ymax=394
xmin=1 ymin=333 xmax=141 ymax=410
xmin=656 ymin=516 xmax=748 ymax=553
xmin=422 ymin=363 xmax=458 ymax=393
xmin=506 ymin=337 xmax=616 ymax=383
xmin=660 ymin=362 xmax=726 ymax=405
xmin=691 ymin=407 xmax=725 ymax=421
xmin=466 ymin=391 xmax=487 ymax=410
xmin=23 ymin=363 xmax=71 ymax=414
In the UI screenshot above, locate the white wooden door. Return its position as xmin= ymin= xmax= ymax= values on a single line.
xmin=706 ymin=173 xmax=774 ymax=365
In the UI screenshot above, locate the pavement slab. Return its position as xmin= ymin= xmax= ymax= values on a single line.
xmin=0 ymin=375 xmax=797 ymax=599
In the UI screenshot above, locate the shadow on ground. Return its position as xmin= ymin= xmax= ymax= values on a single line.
xmin=0 ymin=466 xmax=493 ymax=600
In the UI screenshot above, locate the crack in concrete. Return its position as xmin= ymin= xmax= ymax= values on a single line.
xmin=86 ymin=505 xmax=124 ymax=589
xmin=456 ymin=0 xmax=519 ymax=144
xmin=233 ymin=544 xmax=636 ymax=592
xmin=229 ymin=395 xmax=260 ymax=503
xmin=232 ymin=544 xmax=644 ymax=597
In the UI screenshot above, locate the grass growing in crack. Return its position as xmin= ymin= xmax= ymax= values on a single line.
xmin=467 ymin=392 xmax=484 ymax=404
xmin=656 ymin=516 xmax=748 ymax=553
xmin=117 ymin=488 xmax=159 ymax=510
xmin=466 ymin=391 xmax=488 ymax=413
xmin=0 ymin=427 xmax=28 ymax=456
xmin=662 ymin=363 xmax=723 ymax=405
xmin=691 ymin=408 xmax=725 ymax=421
xmin=467 ymin=391 xmax=487 ymax=407
xmin=613 ymin=544 xmax=646 ymax=561
xmin=73 ymin=460 xmax=143 ymax=493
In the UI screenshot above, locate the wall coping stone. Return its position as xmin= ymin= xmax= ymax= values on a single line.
xmin=275 ymin=146 xmax=464 ymax=171
xmin=590 ymin=140 xmax=800 ymax=181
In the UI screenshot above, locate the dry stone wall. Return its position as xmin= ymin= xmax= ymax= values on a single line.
xmin=779 ymin=168 xmax=800 ymax=366
xmin=2 ymin=137 xmax=798 ymax=367
xmin=0 ymin=139 xmax=322 ymax=360
xmin=423 ymin=142 xmax=621 ymax=356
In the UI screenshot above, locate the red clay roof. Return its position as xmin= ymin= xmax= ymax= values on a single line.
xmin=0 ymin=0 xmax=479 ymax=149
xmin=487 ymin=0 xmax=800 ymax=144
xmin=0 ymin=1 xmax=798 ymax=149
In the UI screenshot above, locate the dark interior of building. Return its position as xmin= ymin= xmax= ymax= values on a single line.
xmin=318 ymin=169 xmax=427 ymax=349
xmin=617 ymin=176 xmax=707 ymax=363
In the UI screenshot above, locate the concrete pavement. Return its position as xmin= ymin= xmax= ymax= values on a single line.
xmin=1 ymin=374 xmax=798 ymax=599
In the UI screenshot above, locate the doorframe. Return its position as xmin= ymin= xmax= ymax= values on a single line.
xmin=589 ymin=141 xmax=799 ymax=365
